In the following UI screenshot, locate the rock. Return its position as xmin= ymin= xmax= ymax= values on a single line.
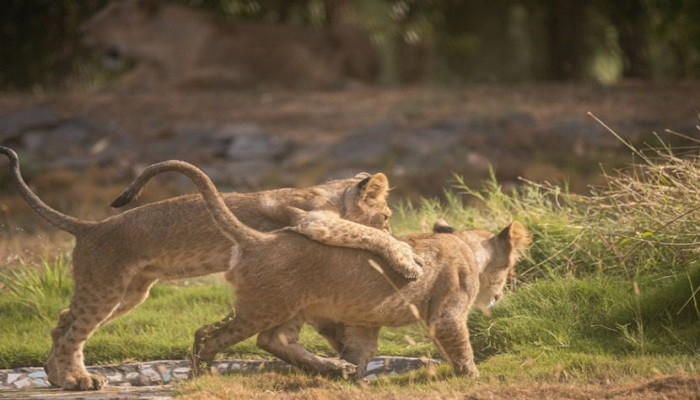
xmin=553 ymin=116 xmax=596 ymax=139
xmin=465 ymin=151 xmax=492 ymax=173
xmin=330 ymin=133 xmax=393 ymax=165
xmin=11 ymin=115 xmax=121 ymax=171
xmin=281 ymin=142 xmax=331 ymax=170
xmin=6 ymin=373 xmax=21 ymax=384
xmin=499 ymin=110 xmax=536 ymax=128
xmin=148 ymin=123 xmax=293 ymax=172
xmin=350 ymin=118 xmax=399 ymax=137
xmin=12 ymin=377 xmax=32 ymax=389
xmin=0 ymin=105 xmax=59 ymax=143
xmin=27 ymin=371 xmax=46 ymax=378
xmin=225 ymin=130 xmax=292 ymax=162
xmin=398 ymin=128 xmax=463 ymax=157
xmin=212 ymin=160 xmax=278 ymax=188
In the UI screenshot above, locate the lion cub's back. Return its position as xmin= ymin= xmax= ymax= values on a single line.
xmin=264 ymin=233 xmax=468 ymax=327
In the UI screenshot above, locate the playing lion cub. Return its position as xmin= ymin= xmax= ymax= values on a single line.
xmin=0 ymin=147 xmax=421 ymax=391
xmin=131 ymin=160 xmax=531 ymax=379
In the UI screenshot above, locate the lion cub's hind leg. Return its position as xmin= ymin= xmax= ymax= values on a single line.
xmin=45 ymin=309 xmax=73 ymax=385
xmin=48 ymin=284 xmax=123 ymax=390
xmin=46 ymin=252 xmax=155 ymax=390
xmin=191 ymin=302 xmax=300 ymax=377
xmin=98 ymin=274 xmax=158 ymax=326
xmin=336 ymin=326 xmax=380 ymax=379
xmin=312 ymin=320 xmax=379 ymax=380
xmin=256 ymin=315 xmax=357 ymax=379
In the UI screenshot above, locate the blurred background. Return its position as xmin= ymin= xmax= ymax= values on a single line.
xmin=2 ymin=0 xmax=700 ymax=89
xmin=0 ymin=0 xmax=699 ymax=227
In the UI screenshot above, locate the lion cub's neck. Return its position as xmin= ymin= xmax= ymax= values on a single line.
xmin=457 ymin=230 xmax=496 ymax=273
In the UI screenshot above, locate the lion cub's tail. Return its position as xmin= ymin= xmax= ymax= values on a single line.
xmin=0 ymin=146 xmax=90 ymax=235
xmin=112 ymin=160 xmax=268 ymax=244
xmin=110 ymin=164 xmax=160 ymax=208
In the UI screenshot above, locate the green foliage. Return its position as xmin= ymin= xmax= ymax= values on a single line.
xmin=0 ymin=0 xmax=106 ymax=91
xmin=469 ymin=273 xmax=700 ymax=360
xmin=394 ymin=136 xmax=700 ymax=369
xmin=0 ymin=254 xmax=72 ymax=321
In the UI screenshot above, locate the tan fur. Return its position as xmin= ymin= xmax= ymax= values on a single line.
xmin=149 ymin=162 xmax=532 ymax=379
xmin=80 ymin=0 xmax=379 ymax=89
xmin=0 ymin=147 xmax=421 ymax=391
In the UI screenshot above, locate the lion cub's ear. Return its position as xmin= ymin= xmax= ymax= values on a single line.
xmin=357 ymin=173 xmax=389 ymax=203
xmin=498 ymin=221 xmax=531 ymax=262
xmin=433 ymin=219 xmax=455 ymax=234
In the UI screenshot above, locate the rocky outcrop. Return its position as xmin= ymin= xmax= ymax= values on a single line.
xmin=1 ymin=86 xmax=696 ymax=200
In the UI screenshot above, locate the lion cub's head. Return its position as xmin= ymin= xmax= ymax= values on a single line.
xmin=340 ymin=173 xmax=392 ymax=232
xmin=434 ymin=219 xmax=531 ymax=309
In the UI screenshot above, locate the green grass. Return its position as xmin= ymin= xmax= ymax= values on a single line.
xmin=0 ymin=257 xmax=434 ymax=369
xmin=0 ymin=137 xmax=698 ymax=391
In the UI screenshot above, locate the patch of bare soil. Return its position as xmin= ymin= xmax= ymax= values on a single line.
xmin=0 ymin=386 xmax=173 ymax=399
xmin=462 ymin=375 xmax=699 ymax=400
xmin=6 ymin=374 xmax=696 ymax=400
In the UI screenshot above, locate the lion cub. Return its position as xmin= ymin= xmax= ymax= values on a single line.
xmin=0 ymin=147 xmax=421 ymax=391
xmin=136 ymin=160 xmax=531 ymax=379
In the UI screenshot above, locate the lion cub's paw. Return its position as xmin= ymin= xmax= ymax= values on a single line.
xmin=391 ymin=241 xmax=424 ymax=280
xmin=62 ymin=372 xmax=108 ymax=391
xmin=456 ymin=362 xmax=480 ymax=378
xmin=335 ymin=359 xmax=358 ymax=380
xmin=318 ymin=358 xmax=357 ymax=379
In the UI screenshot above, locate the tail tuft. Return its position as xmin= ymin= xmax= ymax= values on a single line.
xmin=0 ymin=146 xmax=19 ymax=162
xmin=110 ymin=184 xmax=142 ymax=208
xmin=110 ymin=194 xmax=131 ymax=208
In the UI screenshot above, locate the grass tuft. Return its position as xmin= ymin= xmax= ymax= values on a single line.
xmin=0 ymin=254 xmax=72 ymax=321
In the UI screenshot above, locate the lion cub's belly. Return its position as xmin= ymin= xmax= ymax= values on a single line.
xmin=145 ymin=241 xmax=234 ymax=280
xmin=303 ymin=301 xmax=417 ymax=327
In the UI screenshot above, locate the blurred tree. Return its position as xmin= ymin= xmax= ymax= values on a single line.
xmin=599 ymin=0 xmax=651 ymax=79
xmin=0 ymin=0 xmax=698 ymax=90
xmin=545 ymin=0 xmax=590 ymax=80
xmin=435 ymin=0 xmax=549 ymax=82
xmin=647 ymin=0 xmax=700 ymax=79
xmin=0 ymin=0 xmax=105 ymax=91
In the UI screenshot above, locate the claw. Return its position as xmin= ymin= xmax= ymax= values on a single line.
xmin=338 ymin=360 xmax=357 ymax=380
xmin=413 ymin=254 xmax=425 ymax=267
xmin=62 ymin=373 xmax=107 ymax=391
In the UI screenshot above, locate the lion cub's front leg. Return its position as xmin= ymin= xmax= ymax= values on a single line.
xmin=286 ymin=210 xmax=424 ymax=279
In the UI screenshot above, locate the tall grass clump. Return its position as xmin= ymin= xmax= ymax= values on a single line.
xmin=0 ymin=255 xmax=72 ymax=368
xmin=397 ymin=128 xmax=700 ymax=364
xmin=0 ymin=254 xmax=73 ymax=320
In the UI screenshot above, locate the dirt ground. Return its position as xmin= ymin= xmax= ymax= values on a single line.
xmin=1 ymin=374 xmax=697 ymax=399
xmin=459 ymin=375 xmax=700 ymax=400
